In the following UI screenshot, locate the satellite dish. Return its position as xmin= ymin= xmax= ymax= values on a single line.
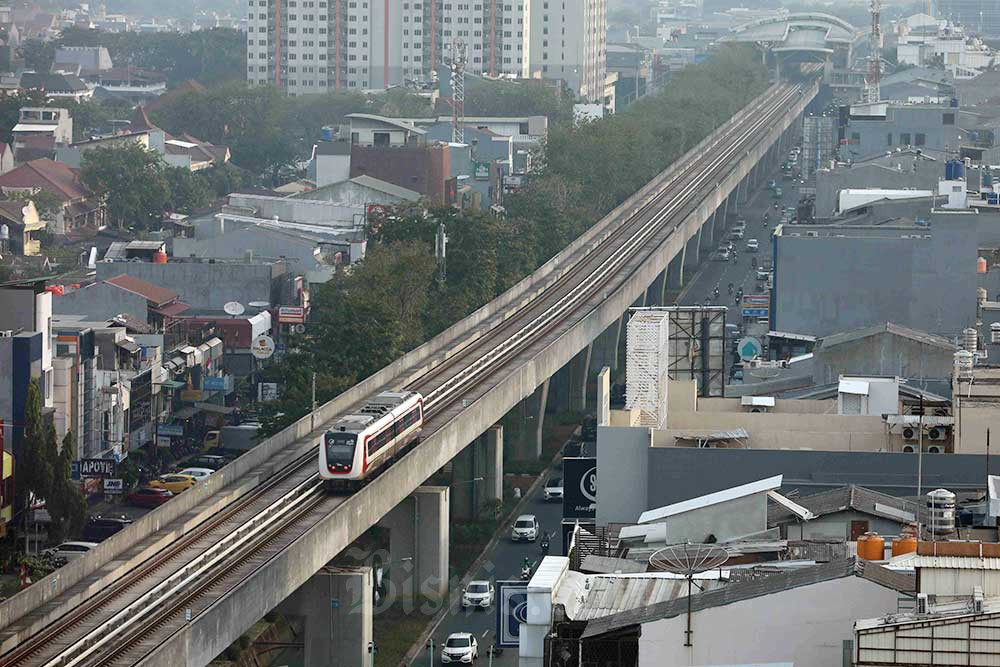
xmin=649 ymin=543 xmax=730 ymax=648
xmin=223 ymin=301 xmax=245 ymax=317
xmin=248 ymin=301 xmax=270 ymax=309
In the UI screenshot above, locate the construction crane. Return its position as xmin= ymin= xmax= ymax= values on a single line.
xmin=864 ymin=0 xmax=882 ymax=103
xmin=448 ymin=39 xmax=467 ymax=144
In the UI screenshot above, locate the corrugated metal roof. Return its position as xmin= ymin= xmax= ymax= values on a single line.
xmin=580 ymin=559 xmax=914 ymax=638
xmin=580 ymin=555 xmax=647 ymax=575
xmin=558 ymin=573 xmax=729 ymax=622
xmin=768 ymin=485 xmax=926 ymax=525
xmin=893 ymin=553 xmax=1000 ymax=569
xmin=839 ymin=379 xmax=870 ymax=395
xmin=638 ymin=475 xmax=782 ymax=524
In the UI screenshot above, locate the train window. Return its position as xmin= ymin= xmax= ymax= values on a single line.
xmin=399 ymin=408 xmax=420 ymax=429
xmin=325 ymin=432 xmax=356 ymax=465
xmin=368 ymin=427 xmax=392 ymax=456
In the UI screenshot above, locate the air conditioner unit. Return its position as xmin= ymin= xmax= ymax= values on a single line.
xmin=902 ymin=426 xmax=918 ymax=441
xmin=749 ymin=407 xmax=767 ymax=413
xmin=927 ymin=444 xmax=944 ymax=454
xmin=0 ymin=330 xmax=13 ymax=337
xmin=928 ymin=427 xmax=948 ymax=441
xmin=934 ymin=408 xmax=949 ymax=416
xmin=903 ymin=444 xmax=917 ymax=453
xmin=806 ymin=231 xmax=819 ymax=237
xmin=917 ymin=593 xmax=929 ymax=614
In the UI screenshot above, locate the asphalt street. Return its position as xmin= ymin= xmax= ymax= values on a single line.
xmin=419 ymin=471 xmax=565 ymax=665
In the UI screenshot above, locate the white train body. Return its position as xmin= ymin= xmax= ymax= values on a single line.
xmin=319 ymin=391 xmax=424 ymax=483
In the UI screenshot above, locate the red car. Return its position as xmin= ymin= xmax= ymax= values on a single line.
xmin=127 ymin=487 xmax=173 ymax=508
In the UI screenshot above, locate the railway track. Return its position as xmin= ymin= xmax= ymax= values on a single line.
xmin=0 ymin=79 xmax=809 ymax=667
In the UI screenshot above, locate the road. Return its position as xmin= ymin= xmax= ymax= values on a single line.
xmin=418 ymin=471 xmax=565 ymax=665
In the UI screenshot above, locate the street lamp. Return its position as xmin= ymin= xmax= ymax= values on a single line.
xmin=426 ymin=638 xmax=434 ymax=667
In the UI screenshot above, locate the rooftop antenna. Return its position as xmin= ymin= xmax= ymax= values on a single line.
xmin=649 ymin=543 xmax=730 ymax=647
xmin=448 ymin=38 xmax=467 ymax=144
xmin=864 ymin=0 xmax=883 ymax=104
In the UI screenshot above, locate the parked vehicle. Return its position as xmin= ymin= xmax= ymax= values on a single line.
xmin=543 ymin=477 xmax=564 ymax=502
xmin=188 ymin=454 xmax=230 ymax=471
xmin=511 ymin=514 xmax=540 ymax=542
xmin=178 ymin=467 xmax=215 ymax=480
xmin=127 ymin=487 xmax=174 ymax=508
xmin=43 ymin=541 xmax=99 ymax=561
xmin=746 ymin=239 xmax=759 ymax=252
xmin=82 ymin=515 xmax=134 ymax=541
xmin=204 ymin=423 xmax=262 ymax=454
xmin=729 ymin=227 xmax=745 ymax=240
xmin=773 ymin=187 xmax=783 ymax=198
xmin=441 ymin=633 xmax=478 ymax=664
xmin=757 ymin=268 xmax=770 ymax=281
xmin=713 ymin=248 xmax=731 ymax=261
xmin=149 ymin=474 xmax=197 ymax=494
xmin=461 ymin=580 xmax=495 ymax=609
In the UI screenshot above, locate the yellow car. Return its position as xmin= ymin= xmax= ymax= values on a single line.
xmin=149 ymin=473 xmax=197 ymax=494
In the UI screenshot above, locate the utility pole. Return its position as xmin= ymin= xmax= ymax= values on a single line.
xmin=917 ymin=394 xmax=924 ymax=498
xmin=435 ymin=222 xmax=448 ymax=286
xmin=310 ymin=371 xmax=317 ymax=431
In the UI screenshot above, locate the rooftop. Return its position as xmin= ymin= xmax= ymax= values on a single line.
xmin=819 ymin=322 xmax=957 ymax=352
xmin=0 ymin=158 xmax=90 ymax=201
xmin=768 ymin=485 xmax=925 ymax=526
xmin=637 ymin=475 xmax=783 ymax=524
xmin=104 ymin=274 xmax=178 ymax=307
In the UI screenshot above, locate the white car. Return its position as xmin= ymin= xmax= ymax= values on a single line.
xmin=543 ymin=477 xmax=564 ymax=502
xmin=178 ymin=467 xmax=215 ymax=480
xmin=441 ymin=632 xmax=478 ymax=663
xmin=746 ymin=238 xmax=759 ymax=252
xmin=44 ymin=541 xmax=99 ymax=561
xmin=511 ymin=514 xmax=539 ymax=542
xmin=462 ymin=580 xmax=495 ymax=609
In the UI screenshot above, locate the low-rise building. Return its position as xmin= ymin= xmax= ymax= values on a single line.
xmin=0 ymin=158 xmax=105 ymax=235
xmin=0 ymin=199 xmax=43 ymax=255
xmin=11 ymin=107 xmax=73 ymax=161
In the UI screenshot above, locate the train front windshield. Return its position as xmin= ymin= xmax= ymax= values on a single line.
xmin=325 ymin=433 xmax=357 ymax=465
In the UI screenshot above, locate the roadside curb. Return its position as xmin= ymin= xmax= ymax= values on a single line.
xmin=398 ymin=445 xmax=565 ymax=665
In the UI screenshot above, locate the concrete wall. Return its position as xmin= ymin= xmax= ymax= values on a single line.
xmin=596 ymin=425 xmax=649 ymax=525
xmin=651 ymin=492 xmax=768 ymax=544
xmin=94 ymin=261 xmax=276 ymax=311
xmin=774 ymin=217 xmax=979 ymax=337
xmin=52 ymin=282 xmax=148 ymax=323
xmin=813 ymin=332 xmax=956 ymax=385
xmin=785 ymin=510 xmax=908 ymax=541
xmin=642 ymin=447 xmax=990 ymax=507
xmin=638 ymin=577 xmax=900 ymax=667
xmin=814 ymin=159 xmax=944 ymax=219
xmin=172 ymin=228 xmax=333 ymax=283
xmin=844 ymin=105 xmax=962 ymax=160
xmin=660 ymin=410 xmax=890 ymax=452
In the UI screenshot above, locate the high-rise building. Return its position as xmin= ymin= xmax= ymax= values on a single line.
xmin=248 ymin=1 xmax=605 ymax=99
xmin=936 ymin=0 xmax=1000 ymax=37
xmin=524 ymin=0 xmax=607 ymax=102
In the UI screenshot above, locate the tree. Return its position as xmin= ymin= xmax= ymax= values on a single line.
xmin=164 ymin=166 xmax=212 ymax=214
xmin=46 ymin=431 xmax=87 ymax=540
xmin=80 ymin=142 xmax=169 ymax=228
xmin=14 ymin=380 xmax=52 ymax=514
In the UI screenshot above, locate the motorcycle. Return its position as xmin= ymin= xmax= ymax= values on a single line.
xmin=521 ymin=565 xmax=532 ymax=580
xmin=540 ymin=534 xmax=550 ymax=556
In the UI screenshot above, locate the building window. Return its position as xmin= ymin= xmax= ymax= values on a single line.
xmin=886 ymin=133 xmax=892 ymax=145
xmin=943 ymin=112 xmax=955 ymax=125
xmin=915 ymin=133 xmax=926 ymax=146
xmin=900 ymin=133 xmax=911 ymax=145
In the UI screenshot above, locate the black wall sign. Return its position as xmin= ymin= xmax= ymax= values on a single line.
xmin=562 ymin=457 xmax=596 ymax=520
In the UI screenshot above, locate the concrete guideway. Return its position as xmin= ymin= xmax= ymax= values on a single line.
xmin=0 ymin=78 xmax=818 ymax=667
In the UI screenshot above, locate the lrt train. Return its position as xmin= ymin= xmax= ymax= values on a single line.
xmin=319 ymin=391 xmax=424 ymax=491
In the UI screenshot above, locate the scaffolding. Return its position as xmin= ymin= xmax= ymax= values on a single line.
xmin=625 ymin=310 xmax=670 ymax=428
xmin=801 ymin=114 xmax=836 ymax=181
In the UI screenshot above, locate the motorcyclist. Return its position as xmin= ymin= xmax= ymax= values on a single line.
xmin=727 ymin=282 xmax=734 ymax=295
xmin=713 ymin=286 xmax=720 ymax=299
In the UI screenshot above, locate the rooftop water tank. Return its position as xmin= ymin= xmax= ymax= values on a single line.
xmin=978 ymin=256 xmax=988 ymax=274
xmin=964 ymin=327 xmax=978 ymax=353
xmin=152 ymin=250 xmax=167 ymax=264
xmin=857 ymin=532 xmax=885 ymax=561
xmin=927 ymin=488 xmax=956 ymax=536
xmin=955 ymin=349 xmax=974 ymax=375
xmin=947 ymin=159 xmax=965 ymax=181
xmin=320 ymin=125 xmax=335 ymax=141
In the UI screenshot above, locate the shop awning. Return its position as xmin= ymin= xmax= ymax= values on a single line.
xmin=158 ymin=379 xmax=185 ymax=389
xmin=195 ymin=402 xmax=236 ymax=415
xmin=116 ymin=338 xmax=140 ymax=354
xmin=173 ymin=406 xmax=199 ymax=419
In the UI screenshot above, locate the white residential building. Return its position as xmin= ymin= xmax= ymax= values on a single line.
xmin=523 ymin=0 xmax=607 ymax=102
xmin=247 ymin=0 xmax=603 ymax=99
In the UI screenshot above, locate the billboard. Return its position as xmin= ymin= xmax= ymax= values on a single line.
xmin=277 ymin=306 xmax=306 ymax=324
xmin=562 ymin=457 xmax=597 ymax=520
xmin=664 ymin=306 xmax=727 ymax=397
xmin=495 ymin=580 xmax=529 ymax=648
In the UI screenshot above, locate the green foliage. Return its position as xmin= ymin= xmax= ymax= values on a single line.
xmin=163 ymin=166 xmax=213 ymax=214
xmin=81 ymin=142 xmax=169 ymax=228
xmin=15 ymin=380 xmax=52 ymax=513
xmin=0 ymin=91 xmax=48 ymax=145
xmin=463 ymin=78 xmax=574 ymax=125
xmin=46 ymin=431 xmax=87 ymax=541
xmin=56 ymin=26 xmax=246 ymax=84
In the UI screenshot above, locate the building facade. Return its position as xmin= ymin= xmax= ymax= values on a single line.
xmin=247 ymin=0 xmax=605 ymax=100
xmin=524 ymin=0 xmax=607 ymax=102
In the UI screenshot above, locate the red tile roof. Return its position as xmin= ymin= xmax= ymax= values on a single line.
xmin=104 ymin=273 xmax=179 ymax=307
xmin=0 ymin=158 xmax=90 ymax=201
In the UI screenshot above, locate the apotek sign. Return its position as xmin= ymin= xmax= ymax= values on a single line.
xmin=277 ymin=306 xmax=306 ymax=324
xmin=80 ymin=458 xmax=115 ymax=478
xmin=562 ymin=457 xmax=596 ymax=520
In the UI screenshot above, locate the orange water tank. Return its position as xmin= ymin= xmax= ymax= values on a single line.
xmin=152 ymin=250 xmax=168 ymax=264
xmin=858 ymin=532 xmax=885 ymax=561
xmin=979 ymin=257 xmax=988 ymax=274
xmin=892 ymin=534 xmax=917 ymax=557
